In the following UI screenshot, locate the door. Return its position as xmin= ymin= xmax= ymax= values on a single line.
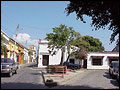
xmin=42 ymin=55 xmax=49 ymax=66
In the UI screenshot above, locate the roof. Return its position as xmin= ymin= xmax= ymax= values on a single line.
xmin=88 ymin=51 xmax=119 ymax=54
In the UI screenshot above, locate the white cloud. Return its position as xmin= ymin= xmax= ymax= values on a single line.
xmin=13 ymin=33 xmax=30 ymax=42
xmin=13 ymin=33 xmax=38 ymax=47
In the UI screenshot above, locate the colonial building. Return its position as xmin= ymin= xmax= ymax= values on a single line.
xmin=7 ymin=38 xmax=18 ymax=62
xmin=37 ymin=39 xmax=79 ymax=67
xmin=28 ymin=45 xmax=36 ymax=63
xmin=1 ymin=30 xmax=9 ymax=58
xmin=23 ymin=46 xmax=30 ymax=64
xmin=87 ymin=51 xmax=119 ymax=70
xmin=17 ymin=42 xmax=24 ymax=64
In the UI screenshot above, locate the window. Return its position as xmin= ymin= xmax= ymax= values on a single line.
xmin=92 ymin=58 xmax=103 ymax=65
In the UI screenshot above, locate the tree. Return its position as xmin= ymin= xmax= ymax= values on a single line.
xmin=65 ymin=1 xmax=119 ymax=44
xmin=28 ymin=50 xmax=33 ymax=62
xmin=73 ymin=35 xmax=105 ymax=51
xmin=46 ymin=24 xmax=80 ymax=66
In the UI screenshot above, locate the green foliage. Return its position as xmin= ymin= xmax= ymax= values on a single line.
xmin=28 ymin=50 xmax=32 ymax=56
xmin=65 ymin=1 xmax=119 ymax=44
xmin=1 ymin=45 xmax=7 ymax=56
xmin=46 ymin=24 xmax=80 ymax=65
xmin=73 ymin=35 xmax=104 ymax=51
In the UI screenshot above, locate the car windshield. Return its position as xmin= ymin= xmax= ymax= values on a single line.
xmin=1 ymin=58 xmax=14 ymax=63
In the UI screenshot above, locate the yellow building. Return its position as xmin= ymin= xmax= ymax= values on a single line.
xmin=1 ymin=31 xmax=9 ymax=58
xmin=17 ymin=42 xmax=24 ymax=64
xmin=7 ymin=38 xmax=18 ymax=62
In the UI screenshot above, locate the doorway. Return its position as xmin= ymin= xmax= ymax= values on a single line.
xmin=42 ymin=55 xmax=49 ymax=66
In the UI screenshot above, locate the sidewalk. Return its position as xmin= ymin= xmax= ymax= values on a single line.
xmin=42 ymin=68 xmax=86 ymax=86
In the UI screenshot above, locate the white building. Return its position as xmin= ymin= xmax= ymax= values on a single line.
xmin=24 ymin=47 xmax=29 ymax=64
xmin=87 ymin=51 xmax=119 ymax=70
xmin=28 ymin=45 xmax=36 ymax=63
xmin=38 ymin=40 xmax=61 ymax=67
xmin=37 ymin=39 xmax=81 ymax=67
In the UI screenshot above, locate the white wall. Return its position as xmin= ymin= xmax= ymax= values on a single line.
xmin=38 ymin=40 xmax=62 ymax=67
xmin=87 ymin=52 xmax=119 ymax=70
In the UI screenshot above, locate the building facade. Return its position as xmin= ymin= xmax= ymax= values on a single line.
xmin=87 ymin=51 xmax=119 ymax=70
xmin=1 ymin=31 xmax=9 ymax=58
xmin=37 ymin=39 xmax=80 ymax=67
xmin=17 ymin=42 xmax=24 ymax=64
xmin=28 ymin=45 xmax=36 ymax=63
xmin=7 ymin=38 xmax=18 ymax=62
xmin=24 ymin=47 xmax=29 ymax=64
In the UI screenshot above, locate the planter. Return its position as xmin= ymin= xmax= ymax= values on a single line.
xmin=45 ymin=79 xmax=57 ymax=87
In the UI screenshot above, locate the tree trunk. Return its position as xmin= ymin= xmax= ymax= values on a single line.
xmin=60 ymin=51 xmax=64 ymax=66
xmin=66 ymin=54 xmax=70 ymax=63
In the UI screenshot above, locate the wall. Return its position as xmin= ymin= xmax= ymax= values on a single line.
xmin=38 ymin=40 xmax=62 ymax=67
xmin=87 ymin=52 xmax=119 ymax=70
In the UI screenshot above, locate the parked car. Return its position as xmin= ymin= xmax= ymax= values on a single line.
xmin=1 ymin=58 xmax=18 ymax=77
xmin=64 ymin=62 xmax=81 ymax=70
xmin=109 ymin=61 xmax=119 ymax=79
xmin=116 ymin=69 xmax=119 ymax=82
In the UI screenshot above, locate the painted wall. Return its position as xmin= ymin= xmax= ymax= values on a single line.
xmin=87 ymin=52 xmax=119 ymax=70
xmin=38 ymin=40 xmax=62 ymax=67
xmin=38 ymin=40 xmax=80 ymax=67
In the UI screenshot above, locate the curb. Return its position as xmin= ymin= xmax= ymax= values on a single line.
xmin=43 ymin=70 xmax=85 ymax=86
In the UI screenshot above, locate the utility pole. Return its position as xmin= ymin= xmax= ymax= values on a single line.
xmin=14 ymin=24 xmax=19 ymax=63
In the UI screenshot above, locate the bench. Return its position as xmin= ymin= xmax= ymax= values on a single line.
xmin=47 ymin=65 xmax=67 ymax=73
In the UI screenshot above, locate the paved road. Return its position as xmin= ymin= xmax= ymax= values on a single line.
xmin=1 ymin=63 xmax=48 ymax=89
xmin=51 ymin=70 xmax=119 ymax=89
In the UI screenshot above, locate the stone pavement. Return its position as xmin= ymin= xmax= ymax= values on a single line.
xmin=42 ymin=68 xmax=86 ymax=86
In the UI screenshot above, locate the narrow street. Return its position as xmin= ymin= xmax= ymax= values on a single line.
xmin=1 ymin=63 xmax=48 ymax=89
xmin=51 ymin=70 xmax=119 ymax=89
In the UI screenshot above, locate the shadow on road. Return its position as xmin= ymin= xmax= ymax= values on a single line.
xmin=1 ymin=82 xmax=48 ymax=89
xmin=1 ymin=74 xmax=10 ymax=77
xmin=103 ymin=71 xmax=119 ymax=88
xmin=27 ymin=63 xmax=38 ymax=67
xmin=50 ymin=85 xmax=103 ymax=89
xmin=103 ymin=71 xmax=111 ymax=79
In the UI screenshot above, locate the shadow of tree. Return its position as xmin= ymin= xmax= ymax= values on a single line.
xmin=103 ymin=71 xmax=112 ymax=79
xmin=27 ymin=63 xmax=38 ymax=67
xmin=103 ymin=71 xmax=119 ymax=88
xmin=50 ymin=85 xmax=103 ymax=89
xmin=1 ymin=74 xmax=10 ymax=77
xmin=1 ymin=82 xmax=48 ymax=89
xmin=111 ymin=80 xmax=119 ymax=87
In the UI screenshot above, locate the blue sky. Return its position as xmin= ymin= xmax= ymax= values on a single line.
xmin=1 ymin=1 xmax=117 ymax=51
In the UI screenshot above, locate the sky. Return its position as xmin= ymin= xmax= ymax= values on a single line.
xmin=1 ymin=1 xmax=117 ymax=51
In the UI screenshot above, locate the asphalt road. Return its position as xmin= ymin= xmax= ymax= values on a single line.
xmin=51 ymin=70 xmax=119 ymax=89
xmin=1 ymin=64 xmax=119 ymax=89
xmin=1 ymin=63 xmax=48 ymax=89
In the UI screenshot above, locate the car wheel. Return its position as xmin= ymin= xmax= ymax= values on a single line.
xmin=8 ymin=72 xmax=13 ymax=77
xmin=75 ymin=66 xmax=78 ymax=70
xmin=14 ymin=70 xmax=17 ymax=74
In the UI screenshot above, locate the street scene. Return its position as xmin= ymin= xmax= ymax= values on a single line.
xmin=1 ymin=1 xmax=119 ymax=89
xmin=1 ymin=63 xmax=119 ymax=89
